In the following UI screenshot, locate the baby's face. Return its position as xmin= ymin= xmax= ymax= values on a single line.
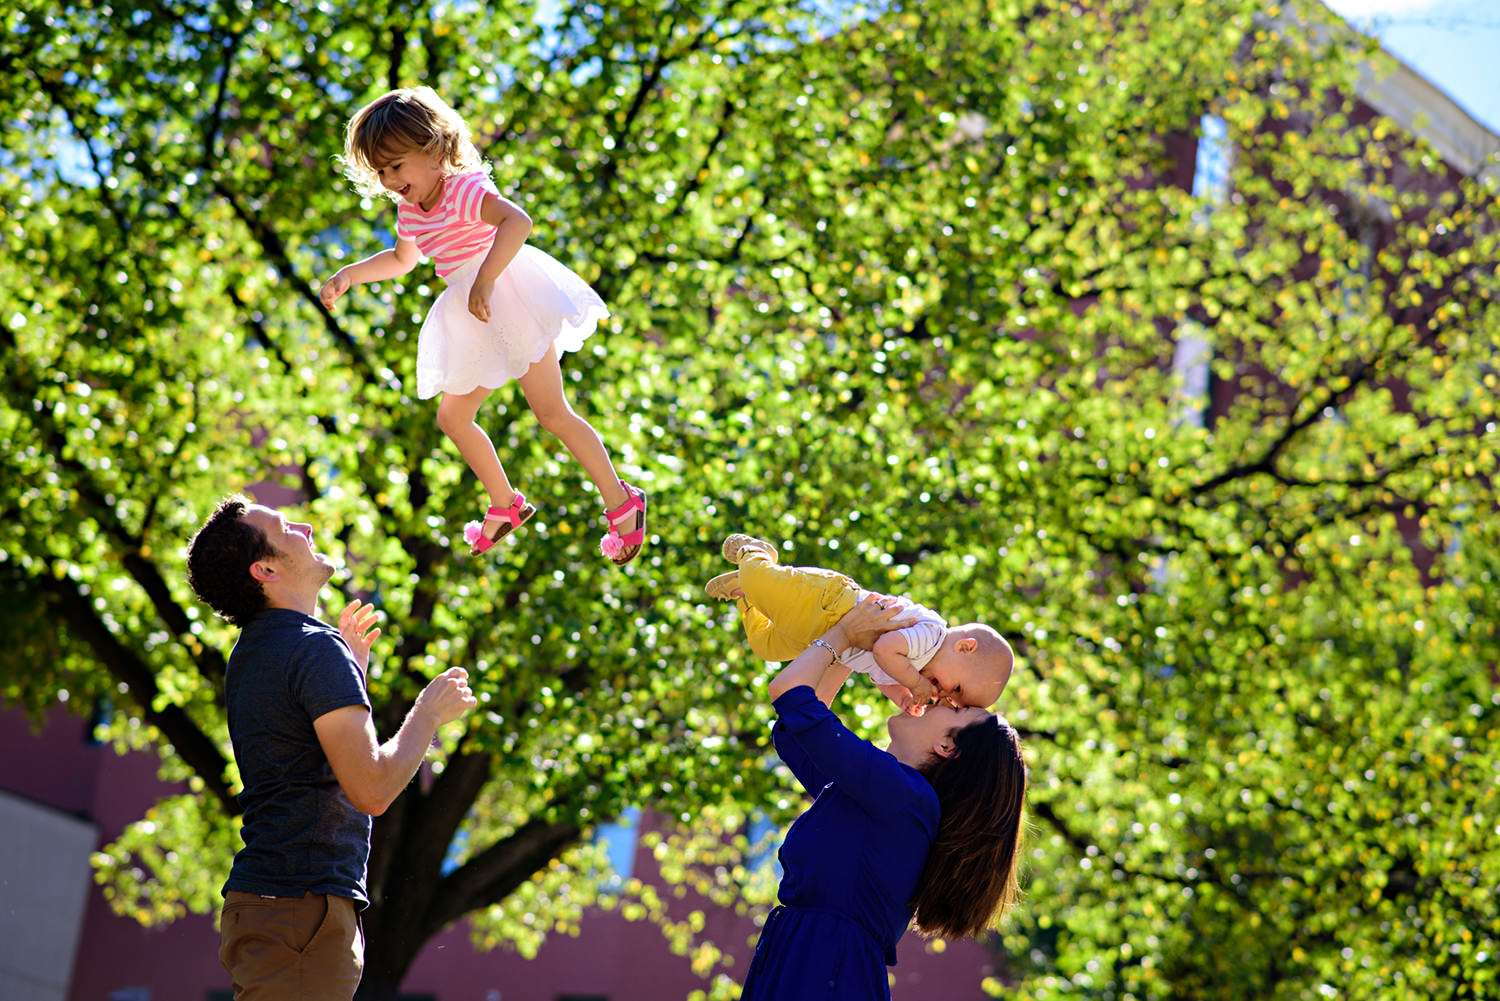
xmin=922 ymin=644 xmax=1011 ymax=709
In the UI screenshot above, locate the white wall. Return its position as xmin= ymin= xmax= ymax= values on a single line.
xmin=0 ymin=790 xmax=97 ymax=1001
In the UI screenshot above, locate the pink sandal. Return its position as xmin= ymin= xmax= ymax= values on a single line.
xmin=599 ymin=481 xmax=647 ymax=566
xmin=463 ymin=493 xmax=536 ymax=556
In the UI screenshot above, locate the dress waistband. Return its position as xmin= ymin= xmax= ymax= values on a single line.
xmin=438 ymin=252 xmax=488 ymax=284
xmin=761 ymin=903 xmax=898 ymax=966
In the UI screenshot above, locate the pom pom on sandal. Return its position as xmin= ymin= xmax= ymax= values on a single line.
xmin=463 ymin=521 xmax=484 ymax=547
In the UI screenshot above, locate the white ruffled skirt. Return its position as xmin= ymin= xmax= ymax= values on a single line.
xmin=415 ymin=245 xmax=609 ymax=399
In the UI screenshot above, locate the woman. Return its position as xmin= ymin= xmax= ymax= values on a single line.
xmin=740 ymin=594 xmax=1028 ymax=1000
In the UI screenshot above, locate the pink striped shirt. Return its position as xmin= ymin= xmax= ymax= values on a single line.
xmin=395 ymin=171 xmax=499 ymax=277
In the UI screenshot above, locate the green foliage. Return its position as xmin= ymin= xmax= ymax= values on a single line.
xmin=1 ymin=0 xmax=1497 ymax=999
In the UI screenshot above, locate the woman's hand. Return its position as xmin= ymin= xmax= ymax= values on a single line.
xmin=826 ymin=594 xmax=914 ymax=654
xmin=338 ymin=599 xmax=382 ymax=672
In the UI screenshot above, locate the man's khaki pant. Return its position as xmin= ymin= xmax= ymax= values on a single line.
xmin=219 ymin=891 xmax=363 ymax=1000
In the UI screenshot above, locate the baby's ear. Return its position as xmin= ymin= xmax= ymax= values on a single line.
xmin=955 ymin=636 xmax=978 ymax=654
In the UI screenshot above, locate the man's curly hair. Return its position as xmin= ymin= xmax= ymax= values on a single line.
xmin=186 ymin=495 xmax=273 ymax=627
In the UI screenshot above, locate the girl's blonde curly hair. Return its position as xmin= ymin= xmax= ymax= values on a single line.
xmin=339 ymin=87 xmax=490 ymax=200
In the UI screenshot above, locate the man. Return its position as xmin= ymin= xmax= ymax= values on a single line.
xmin=186 ymin=494 xmax=476 ymax=999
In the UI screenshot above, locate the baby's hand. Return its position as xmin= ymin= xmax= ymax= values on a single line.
xmin=907 ymin=675 xmax=938 ymax=706
xmin=880 ymin=684 xmax=926 ymax=717
xmin=338 ymin=599 xmax=382 ymax=672
xmin=320 ymin=270 xmax=351 ymax=309
xmin=468 ymin=278 xmax=494 ymax=322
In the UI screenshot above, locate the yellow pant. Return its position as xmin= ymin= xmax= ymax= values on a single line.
xmin=735 ymin=548 xmax=860 ymax=662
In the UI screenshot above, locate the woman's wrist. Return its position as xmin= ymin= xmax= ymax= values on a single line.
xmin=820 ymin=625 xmax=850 ymax=656
xmin=808 ymin=638 xmax=840 ymax=663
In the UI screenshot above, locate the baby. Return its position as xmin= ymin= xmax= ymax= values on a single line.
xmin=707 ymin=534 xmax=1013 ymax=713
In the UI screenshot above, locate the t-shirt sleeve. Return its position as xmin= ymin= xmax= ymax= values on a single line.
xmin=770 ymin=685 xmax=919 ymax=818
xmin=453 ymin=172 xmax=499 ymax=224
xmin=901 ymin=613 xmax=949 ymax=671
xmin=290 ymin=627 xmax=371 ymax=721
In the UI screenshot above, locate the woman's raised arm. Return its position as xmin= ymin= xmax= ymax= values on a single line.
xmin=768 ymin=595 xmax=914 ymax=708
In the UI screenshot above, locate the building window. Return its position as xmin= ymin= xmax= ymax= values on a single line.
xmin=1171 ymin=322 xmax=1213 ymax=431
xmin=209 ymin=995 xmax=434 ymax=1001
xmin=1193 ymin=113 xmax=1232 ymax=207
xmin=746 ymin=809 xmax=784 ymax=880
xmin=1338 ymin=212 xmax=1381 ymax=318
xmin=595 ymin=806 xmax=641 ymax=884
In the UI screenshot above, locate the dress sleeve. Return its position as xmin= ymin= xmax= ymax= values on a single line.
xmin=772 ymin=696 xmax=831 ymax=797
xmin=770 ymin=685 xmax=920 ymax=818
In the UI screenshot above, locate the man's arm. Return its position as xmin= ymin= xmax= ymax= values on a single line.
xmin=314 ymin=667 xmax=475 ymax=816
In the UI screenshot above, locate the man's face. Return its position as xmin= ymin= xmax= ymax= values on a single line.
xmin=242 ymin=504 xmax=336 ymax=591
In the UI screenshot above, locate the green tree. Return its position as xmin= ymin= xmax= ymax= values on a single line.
xmin=1 ymin=2 xmax=1496 ymax=1000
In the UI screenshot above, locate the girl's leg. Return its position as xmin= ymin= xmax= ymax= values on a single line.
xmin=517 ymin=346 xmax=631 ymax=514
xmin=436 ymin=386 xmax=518 ymax=511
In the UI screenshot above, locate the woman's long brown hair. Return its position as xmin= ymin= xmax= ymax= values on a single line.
xmin=910 ymin=715 xmax=1028 ymax=939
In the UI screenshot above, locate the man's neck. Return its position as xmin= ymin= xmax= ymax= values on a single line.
xmin=264 ymin=591 xmax=319 ymax=617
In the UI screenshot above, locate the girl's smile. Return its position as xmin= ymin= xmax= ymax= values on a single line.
xmin=375 ymin=151 xmax=446 ymax=209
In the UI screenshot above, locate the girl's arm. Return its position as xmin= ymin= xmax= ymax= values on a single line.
xmin=321 ymin=238 xmax=421 ymax=309
xmin=466 ymin=193 xmax=534 ymax=322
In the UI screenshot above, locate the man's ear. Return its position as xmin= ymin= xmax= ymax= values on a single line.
xmin=932 ymin=735 xmax=959 ymax=760
xmin=248 ymin=559 xmax=278 ymax=584
xmin=955 ymin=637 xmax=978 ymax=655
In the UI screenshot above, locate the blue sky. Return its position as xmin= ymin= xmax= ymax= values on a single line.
xmin=1323 ymin=0 xmax=1500 ymax=134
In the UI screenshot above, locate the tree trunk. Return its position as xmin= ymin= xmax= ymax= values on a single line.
xmin=353 ymin=898 xmax=430 ymax=1001
xmin=351 ymin=813 xmax=584 ymax=1001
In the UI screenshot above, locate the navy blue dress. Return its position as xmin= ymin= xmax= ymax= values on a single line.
xmin=740 ymin=685 xmax=941 ymax=1000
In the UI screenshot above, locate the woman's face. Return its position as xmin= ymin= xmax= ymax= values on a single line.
xmin=887 ymin=703 xmax=991 ymax=760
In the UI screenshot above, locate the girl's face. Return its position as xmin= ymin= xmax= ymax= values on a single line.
xmin=373 ymin=147 xmax=446 ymax=208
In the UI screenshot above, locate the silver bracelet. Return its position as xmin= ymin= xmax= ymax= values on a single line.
xmin=810 ymin=638 xmax=841 ymax=663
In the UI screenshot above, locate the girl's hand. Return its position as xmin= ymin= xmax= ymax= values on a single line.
xmin=338 ymin=599 xmax=382 ymax=672
xmin=320 ymin=270 xmax=351 ymax=309
xmin=827 ymin=594 xmax=914 ymax=653
xmin=468 ymin=278 xmax=495 ymax=322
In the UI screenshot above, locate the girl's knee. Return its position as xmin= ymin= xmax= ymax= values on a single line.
xmin=533 ymin=403 xmax=582 ymax=437
xmin=435 ymin=403 xmax=466 ymax=437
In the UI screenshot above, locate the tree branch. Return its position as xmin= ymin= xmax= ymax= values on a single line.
xmin=40 ymin=571 xmax=235 ymax=811
xmin=423 ymin=818 xmax=581 ymax=934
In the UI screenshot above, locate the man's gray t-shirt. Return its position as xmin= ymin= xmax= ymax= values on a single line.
xmin=223 ymin=607 xmax=372 ymax=904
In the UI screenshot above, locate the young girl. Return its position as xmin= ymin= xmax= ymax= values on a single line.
xmin=320 ymin=87 xmax=646 ymax=565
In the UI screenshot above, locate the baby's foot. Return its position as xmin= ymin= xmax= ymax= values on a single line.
xmin=705 ymin=571 xmax=743 ymax=601
xmin=721 ymin=534 xmax=777 ymax=565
